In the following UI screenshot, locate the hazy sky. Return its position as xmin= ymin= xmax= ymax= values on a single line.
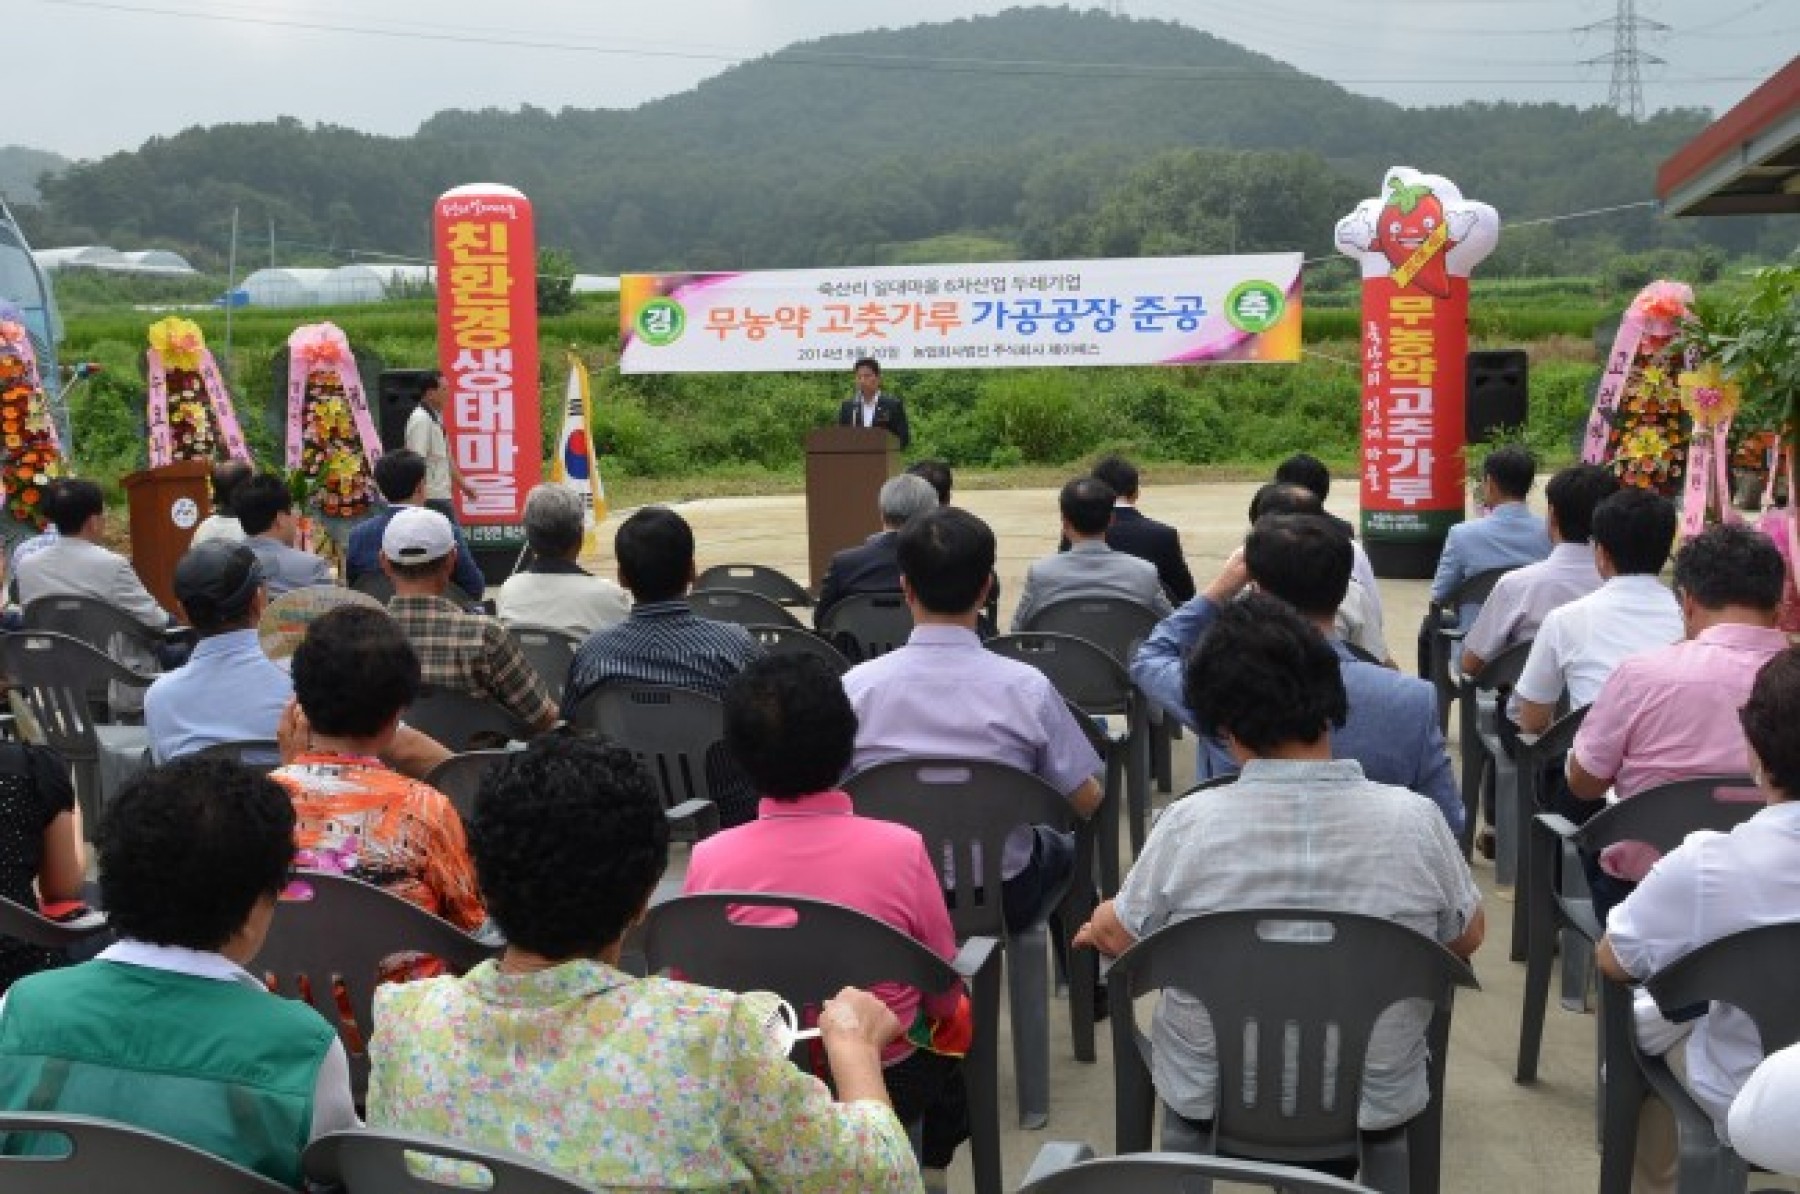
xmin=16 ymin=0 xmax=1795 ymax=160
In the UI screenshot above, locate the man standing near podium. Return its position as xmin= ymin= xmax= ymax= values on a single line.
xmin=836 ymin=358 xmax=910 ymax=449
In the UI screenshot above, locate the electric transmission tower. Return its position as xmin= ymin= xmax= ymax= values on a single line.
xmin=1579 ymin=0 xmax=1668 ymax=120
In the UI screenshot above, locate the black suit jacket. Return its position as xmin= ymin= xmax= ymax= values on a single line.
xmin=837 ymin=393 xmax=911 ymax=449
xmin=1059 ymin=506 xmax=1196 ymax=604
xmin=814 ymin=531 xmax=901 ymax=628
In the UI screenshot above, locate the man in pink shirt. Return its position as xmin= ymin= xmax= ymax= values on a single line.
xmin=684 ymin=653 xmax=968 ymax=1184
xmin=1568 ymin=523 xmax=1791 ymax=921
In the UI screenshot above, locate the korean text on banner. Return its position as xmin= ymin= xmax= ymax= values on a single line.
xmin=1335 ymin=168 xmax=1499 ymax=556
xmin=616 ymin=255 xmax=1303 ymax=374
xmin=433 ymin=183 xmax=541 ymax=541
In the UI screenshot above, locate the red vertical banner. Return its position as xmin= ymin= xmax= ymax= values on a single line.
xmin=433 ymin=184 xmax=540 ymax=545
xmin=1335 ymin=168 xmax=1499 ymax=577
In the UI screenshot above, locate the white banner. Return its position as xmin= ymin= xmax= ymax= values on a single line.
xmin=618 ymin=254 xmax=1303 ymax=374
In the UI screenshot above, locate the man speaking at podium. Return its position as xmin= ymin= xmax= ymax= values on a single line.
xmin=836 ymin=358 xmax=911 ymax=449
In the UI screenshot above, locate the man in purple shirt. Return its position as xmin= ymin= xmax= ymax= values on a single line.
xmin=842 ymin=507 xmax=1103 ymax=931
xmin=1568 ymin=523 xmax=1792 ymax=922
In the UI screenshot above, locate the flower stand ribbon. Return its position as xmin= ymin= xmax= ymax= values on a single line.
xmin=1676 ymin=362 xmax=1742 ymax=539
xmin=1582 ymin=280 xmax=1693 ymax=465
xmin=285 ymin=323 xmax=382 ymax=522
xmin=145 ymin=317 xmax=250 ymax=467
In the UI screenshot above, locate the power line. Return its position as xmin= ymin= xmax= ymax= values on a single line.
xmin=28 ymin=0 xmax=1763 ymax=87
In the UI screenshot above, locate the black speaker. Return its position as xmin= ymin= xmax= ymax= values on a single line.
xmin=1466 ymin=350 xmax=1529 ymax=445
xmin=376 ymin=369 xmax=437 ymax=454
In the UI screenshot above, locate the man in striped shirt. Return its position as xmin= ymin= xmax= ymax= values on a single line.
xmin=563 ymin=507 xmax=765 ymax=824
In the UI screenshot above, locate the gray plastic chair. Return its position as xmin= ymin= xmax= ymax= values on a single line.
xmin=817 ymin=591 xmax=914 ymax=661
xmin=843 ymin=758 xmax=1097 ymax=1130
xmin=21 ymin=593 xmax=174 ymax=679
xmin=423 ymin=749 xmax=514 ymax=821
xmin=0 ymin=1112 xmax=291 ymax=1192
xmin=255 ymin=870 xmax=499 ymax=1104
xmin=642 ymin=892 xmax=1005 ymax=1194
xmin=746 ymin=624 xmax=851 ymax=675
xmin=304 ymin=1129 xmax=596 ymax=1194
xmin=688 ymin=586 xmax=804 ymax=630
xmin=694 ymin=563 xmax=814 ymax=608
xmin=426 ymin=749 xmax=720 ymax=840
xmin=1020 ymin=596 xmax=1174 ymax=790
xmin=1454 ymin=637 xmax=1534 ymax=870
xmin=986 ymin=631 xmax=1148 ymax=894
xmin=1597 ymin=921 xmax=1800 ymax=1194
xmin=566 ymin=684 xmax=741 ymax=827
xmin=504 ymin=624 xmax=581 ymax=703
xmin=1021 ymin=1143 xmax=1380 ymax=1193
xmin=1108 ymin=908 xmax=1477 ymax=1194
xmin=0 ymin=892 xmax=109 ymax=952
xmin=1517 ymin=773 xmax=1760 ymax=1086
xmin=1426 ymin=565 xmax=1516 ymax=731
xmin=194 ymin=739 xmax=284 ymax=774
xmin=0 ymin=631 xmax=152 ymax=830
xmin=404 ymin=689 xmax=531 ymax=752
xmin=1509 ymin=705 xmax=1589 ymax=962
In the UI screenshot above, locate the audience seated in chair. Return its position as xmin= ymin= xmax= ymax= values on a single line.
xmin=685 ymin=653 xmax=972 ymax=1183
xmin=1273 ymin=452 xmax=1383 ymax=626
xmin=0 ymin=743 xmax=84 ymax=994
xmin=816 ymin=474 xmax=940 ymax=628
xmin=563 ymin=506 xmax=765 ymax=821
xmin=366 ymin=734 xmax=922 ymax=1193
xmin=344 ymin=449 xmax=486 ymax=602
xmin=234 ymin=473 xmax=335 ymax=597
xmin=1429 ymin=445 xmax=1551 ymax=632
xmin=1249 ymin=483 xmax=1390 ymax=666
xmin=1013 ymin=476 xmax=1171 ymax=631
xmin=1597 ymin=645 xmax=1800 ymax=1193
xmin=145 ymin=541 xmax=449 ymax=776
xmin=495 ymin=484 xmax=629 ymax=637
xmin=271 ymin=605 xmax=485 ymax=974
xmin=0 ymin=759 xmax=359 ymax=1188
xmin=1567 ymin=525 xmax=1792 ymax=922
xmin=1088 ymin=453 xmax=1195 ymax=604
xmin=381 ymin=507 xmax=558 ymax=738
xmin=1511 ymin=487 xmax=1682 ymax=737
xmin=1079 ymin=594 xmax=1483 ymax=1159
xmin=1132 ymin=514 xmax=1462 ymax=835
xmin=843 ymin=505 xmax=1101 ymax=933
xmin=16 ymin=477 xmax=183 ymax=682
xmin=190 ymin=458 xmax=252 ymax=547
xmin=147 ymin=542 xmax=289 ymax=763
xmin=1460 ymin=464 xmax=1617 ymax=678
xmin=907 ymin=459 xmax=954 ymax=507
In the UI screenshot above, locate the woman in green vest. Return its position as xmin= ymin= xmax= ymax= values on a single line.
xmin=0 ymin=758 xmax=358 ymax=1189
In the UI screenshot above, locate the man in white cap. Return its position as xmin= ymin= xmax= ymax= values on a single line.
xmin=381 ymin=507 xmax=558 ymax=737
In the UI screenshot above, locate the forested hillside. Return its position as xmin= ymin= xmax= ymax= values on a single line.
xmin=0 ymin=146 xmax=67 ymax=206
xmin=16 ymin=7 xmax=1788 ymax=274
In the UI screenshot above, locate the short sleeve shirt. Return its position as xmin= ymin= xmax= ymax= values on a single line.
xmin=1511 ymin=575 xmax=1683 ymax=713
xmin=1112 ymin=758 xmax=1481 ymax=1129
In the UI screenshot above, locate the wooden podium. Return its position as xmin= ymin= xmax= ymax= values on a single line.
xmin=804 ymin=427 xmax=900 ymax=590
xmin=122 ymin=459 xmax=212 ymax=616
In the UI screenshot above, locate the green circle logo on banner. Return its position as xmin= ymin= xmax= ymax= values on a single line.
xmin=635 ymin=298 xmax=687 ymax=347
xmin=1224 ymin=281 xmax=1286 ymax=334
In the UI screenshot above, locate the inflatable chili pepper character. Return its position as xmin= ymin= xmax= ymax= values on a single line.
xmin=1333 ymin=167 xmax=1499 ymax=578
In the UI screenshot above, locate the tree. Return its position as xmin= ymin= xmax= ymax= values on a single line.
xmin=536 ymin=247 xmax=577 ymax=317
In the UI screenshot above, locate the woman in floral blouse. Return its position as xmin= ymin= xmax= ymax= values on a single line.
xmin=366 ymin=734 xmax=923 ymax=1194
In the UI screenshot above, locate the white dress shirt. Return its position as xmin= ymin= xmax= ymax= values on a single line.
xmin=1730 ymin=1040 xmax=1800 ymax=1174
xmin=1510 ymin=573 xmax=1682 ymax=716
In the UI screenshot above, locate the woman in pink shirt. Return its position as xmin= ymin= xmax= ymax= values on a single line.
xmin=684 ymin=654 xmax=970 ymax=1183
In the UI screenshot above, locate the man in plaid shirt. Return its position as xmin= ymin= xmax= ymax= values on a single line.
xmin=381 ymin=507 xmax=558 ymax=737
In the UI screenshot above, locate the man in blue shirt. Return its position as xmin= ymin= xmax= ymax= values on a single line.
xmin=345 ymin=450 xmax=486 ymax=602
xmin=144 ymin=542 xmax=291 ymax=764
xmin=1429 ymin=445 xmax=1551 ymax=631
xmin=1132 ymin=514 xmax=1462 ymax=835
